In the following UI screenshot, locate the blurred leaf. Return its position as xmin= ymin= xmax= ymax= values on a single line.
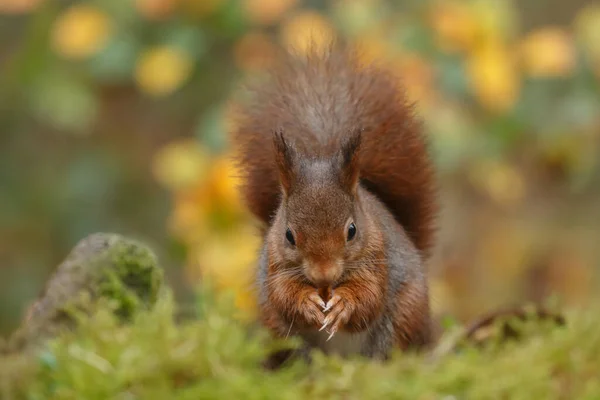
xmin=560 ymin=89 xmax=600 ymax=130
xmin=61 ymin=153 xmax=119 ymax=204
xmin=209 ymin=0 xmax=248 ymax=37
xmin=88 ymin=34 xmax=139 ymax=83
xmin=91 ymin=0 xmax=139 ymax=26
xmin=331 ymin=0 xmax=386 ymax=36
xmin=513 ymin=78 xmax=555 ymax=133
xmin=162 ymin=24 xmax=207 ymax=60
xmin=426 ymin=103 xmax=476 ymax=171
xmin=436 ymin=53 xmax=469 ymax=97
xmin=0 ymin=1 xmax=57 ymax=94
xmin=484 ymin=112 xmax=527 ymax=148
xmin=195 ymin=105 xmax=227 ymax=153
xmin=397 ymin=21 xmax=436 ymax=55
xmin=54 ymin=153 xmax=124 ymax=244
xmin=28 ymin=71 xmax=98 ymax=133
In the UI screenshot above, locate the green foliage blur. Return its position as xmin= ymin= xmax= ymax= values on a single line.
xmin=1 ymin=0 xmax=600 ymax=336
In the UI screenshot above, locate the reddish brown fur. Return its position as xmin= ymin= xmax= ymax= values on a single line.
xmin=263 ymin=199 xmax=388 ymax=334
xmin=231 ymin=42 xmax=437 ymax=257
xmin=230 ymin=41 xmax=437 ymax=357
xmin=393 ymin=280 xmax=433 ymax=349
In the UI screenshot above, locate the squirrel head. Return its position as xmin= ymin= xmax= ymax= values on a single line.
xmin=267 ymin=129 xmax=376 ymax=288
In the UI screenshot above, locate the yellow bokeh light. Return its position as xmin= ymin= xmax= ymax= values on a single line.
xmin=280 ymin=10 xmax=335 ymax=54
xmin=429 ymin=1 xmax=479 ymax=53
xmin=192 ymin=228 xmax=261 ymax=320
xmin=207 ymin=155 xmax=244 ymax=211
xmin=51 ymin=4 xmax=111 ymax=59
xmin=467 ymin=41 xmax=520 ymax=113
xmin=134 ymin=46 xmax=194 ymax=97
xmin=152 ymin=139 xmax=211 ymax=191
xmin=520 ymin=28 xmax=575 ymax=78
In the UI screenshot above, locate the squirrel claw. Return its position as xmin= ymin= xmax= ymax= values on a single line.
xmin=320 ymin=316 xmax=331 ymax=331
xmin=308 ymin=292 xmax=326 ymax=310
xmin=326 ymin=329 xmax=336 ymax=341
xmin=324 ymin=295 xmax=341 ymax=313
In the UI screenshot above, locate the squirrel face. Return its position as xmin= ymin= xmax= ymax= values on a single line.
xmin=267 ymin=131 xmax=372 ymax=288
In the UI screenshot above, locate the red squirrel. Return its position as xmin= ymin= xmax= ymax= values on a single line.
xmin=231 ymin=42 xmax=437 ymax=361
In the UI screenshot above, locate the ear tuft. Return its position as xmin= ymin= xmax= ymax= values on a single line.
xmin=272 ymin=129 xmax=296 ymax=195
xmin=339 ymin=129 xmax=362 ymax=192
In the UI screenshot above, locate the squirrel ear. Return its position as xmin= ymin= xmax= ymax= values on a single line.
xmin=273 ymin=129 xmax=296 ymax=195
xmin=339 ymin=129 xmax=362 ymax=192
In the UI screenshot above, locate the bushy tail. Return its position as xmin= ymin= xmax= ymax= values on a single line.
xmin=230 ymin=42 xmax=437 ymax=257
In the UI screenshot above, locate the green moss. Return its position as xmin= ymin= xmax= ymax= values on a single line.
xmin=97 ymin=237 xmax=163 ymax=319
xmin=6 ymin=233 xmax=163 ymax=352
xmin=1 ymin=285 xmax=599 ymax=400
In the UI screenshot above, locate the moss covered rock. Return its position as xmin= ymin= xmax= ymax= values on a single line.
xmin=7 ymin=233 xmax=163 ymax=351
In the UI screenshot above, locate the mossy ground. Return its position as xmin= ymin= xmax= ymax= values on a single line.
xmin=1 ymin=286 xmax=599 ymax=400
xmin=6 ymin=234 xmax=163 ymax=353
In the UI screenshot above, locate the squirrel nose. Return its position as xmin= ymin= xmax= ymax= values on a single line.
xmin=305 ymin=262 xmax=342 ymax=288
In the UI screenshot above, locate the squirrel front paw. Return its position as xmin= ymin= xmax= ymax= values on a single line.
xmin=320 ymin=291 xmax=355 ymax=340
xmin=297 ymin=290 xmax=327 ymax=327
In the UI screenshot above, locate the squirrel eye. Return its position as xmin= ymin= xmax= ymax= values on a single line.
xmin=347 ymin=223 xmax=357 ymax=241
xmin=285 ymin=228 xmax=296 ymax=246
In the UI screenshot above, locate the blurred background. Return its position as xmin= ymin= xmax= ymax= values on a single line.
xmin=1 ymin=0 xmax=599 ymax=335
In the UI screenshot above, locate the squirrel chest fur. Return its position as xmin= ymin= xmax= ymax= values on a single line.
xmin=231 ymin=43 xmax=437 ymax=361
